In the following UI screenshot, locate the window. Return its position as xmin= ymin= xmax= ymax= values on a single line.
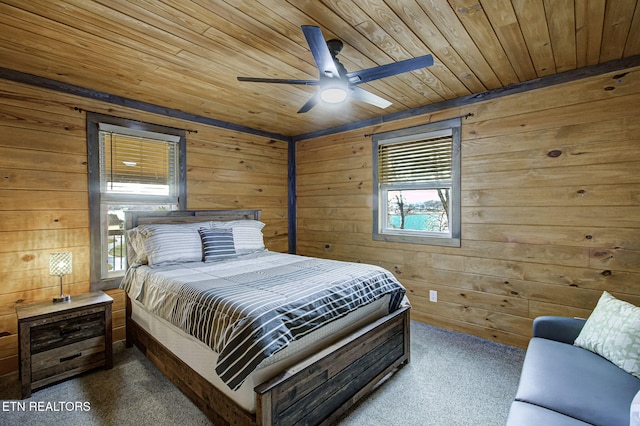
xmin=373 ymin=118 xmax=461 ymax=247
xmin=87 ymin=113 xmax=186 ymax=290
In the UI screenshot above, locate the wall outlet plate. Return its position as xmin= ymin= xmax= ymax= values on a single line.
xmin=429 ymin=290 xmax=437 ymax=302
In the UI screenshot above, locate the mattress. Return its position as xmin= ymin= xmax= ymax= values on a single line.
xmin=130 ymin=293 xmax=391 ymax=413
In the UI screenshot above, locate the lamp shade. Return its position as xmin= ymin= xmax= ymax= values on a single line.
xmin=50 ymin=252 xmax=72 ymax=276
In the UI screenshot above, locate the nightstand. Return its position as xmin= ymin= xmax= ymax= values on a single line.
xmin=17 ymin=291 xmax=113 ymax=398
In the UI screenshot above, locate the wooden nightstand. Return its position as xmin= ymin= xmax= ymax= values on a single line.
xmin=17 ymin=291 xmax=113 ymax=398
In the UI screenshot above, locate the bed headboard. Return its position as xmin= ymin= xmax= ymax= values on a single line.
xmin=124 ymin=209 xmax=261 ymax=230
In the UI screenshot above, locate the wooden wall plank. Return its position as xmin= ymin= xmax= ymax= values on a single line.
xmin=463 ymin=184 xmax=640 ymax=207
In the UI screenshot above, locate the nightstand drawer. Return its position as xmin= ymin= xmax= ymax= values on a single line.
xmin=30 ymin=312 xmax=105 ymax=353
xmin=31 ymin=335 xmax=106 ymax=385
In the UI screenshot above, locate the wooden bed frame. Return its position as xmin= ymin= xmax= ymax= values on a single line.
xmin=123 ymin=209 xmax=411 ymax=426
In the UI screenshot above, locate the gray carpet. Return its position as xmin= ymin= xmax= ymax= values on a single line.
xmin=0 ymin=321 xmax=525 ymax=425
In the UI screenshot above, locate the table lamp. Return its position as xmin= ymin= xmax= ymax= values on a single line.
xmin=50 ymin=252 xmax=72 ymax=303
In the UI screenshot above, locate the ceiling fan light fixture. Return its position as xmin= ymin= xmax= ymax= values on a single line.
xmin=320 ymin=86 xmax=348 ymax=104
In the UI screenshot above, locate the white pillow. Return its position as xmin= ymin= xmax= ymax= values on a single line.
xmin=137 ymin=222 xmax=211 ymax=267
xmin=136 ymin=221 xmax=212 ymax=236
xmin=574 ymin=291 xmax=640 ymax=378
xmin=211 ymin=220 xmax=265 ymax=253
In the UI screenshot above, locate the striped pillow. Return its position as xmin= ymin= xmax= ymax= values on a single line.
xmin=141 ymin=223 xmax=209 ymax=267
xmin=199 ymin=228 xmax=237 ymax=261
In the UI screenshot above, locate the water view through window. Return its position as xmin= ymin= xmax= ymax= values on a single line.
xmin=386 ymin=189 xmax=449 ymax=233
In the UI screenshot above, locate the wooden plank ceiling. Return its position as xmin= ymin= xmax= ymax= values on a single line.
xmin=0 ymin=0 xmax=638 ymax=137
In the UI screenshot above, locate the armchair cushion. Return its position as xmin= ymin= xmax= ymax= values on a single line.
xmin=516 ymin=337 xmax=640 ymax=426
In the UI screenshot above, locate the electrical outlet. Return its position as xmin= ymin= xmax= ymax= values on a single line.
xmin=429 ymin=290 xmax=437 ymax=303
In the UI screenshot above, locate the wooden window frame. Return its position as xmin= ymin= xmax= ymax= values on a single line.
xmin=87 ymin=113 xmax=186 ymax=291
xmin=372 ymin=118 xmax=461 ymax=247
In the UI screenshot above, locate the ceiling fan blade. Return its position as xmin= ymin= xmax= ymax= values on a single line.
xmin=297 ymin=91 xmax=321 ymax=113
xmin=301 ymin=25 xmax=340 ymax=78
xmin=351 ymin=87 xmax=392 ymax=109
xmin=237 ymin=77 xmax=319 ymax=85
xmin=347 ymin=54 xmax=434 ymax=85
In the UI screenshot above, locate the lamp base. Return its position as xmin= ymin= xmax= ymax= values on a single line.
xmin=53 ymin=294 xmax=71 ymax=303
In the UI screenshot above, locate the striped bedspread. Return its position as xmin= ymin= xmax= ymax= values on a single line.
xmin=121 ymin=251 xmax=406 ymax=390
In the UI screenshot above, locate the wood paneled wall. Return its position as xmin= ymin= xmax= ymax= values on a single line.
xmin=297 ymin=65 xmax=640 ymax=348
xmin=0 ymin=79 xmax=288 ymax=375
xmin=1 ymin=63 xmax=637 ymax=376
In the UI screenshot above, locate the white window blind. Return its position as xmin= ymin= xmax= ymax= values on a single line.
xmin=378 ymin=130 xmax=452 ymax=184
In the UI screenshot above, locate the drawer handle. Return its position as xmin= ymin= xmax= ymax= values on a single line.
xmin=60 ymin=353 xmax=82 ymax=363
xmin=60 ymin=326 xmax=81 ymax=336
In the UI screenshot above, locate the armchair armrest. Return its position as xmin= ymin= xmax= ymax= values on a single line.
xmin=532 ymin=316 xmax=586 ymax=344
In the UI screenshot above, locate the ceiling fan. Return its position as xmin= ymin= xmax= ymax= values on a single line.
xmin=237 ymin=25 xmax=434 ymax=113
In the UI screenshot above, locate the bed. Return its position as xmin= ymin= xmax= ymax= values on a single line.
xmin=121 ymin=209 xmax=410 ymax=426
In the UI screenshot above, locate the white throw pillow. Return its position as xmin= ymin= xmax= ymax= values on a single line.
xmin=211 ymin=220 xmax=265 ymax=253
xmin=574 ymin=291 xmax=640 ymax=378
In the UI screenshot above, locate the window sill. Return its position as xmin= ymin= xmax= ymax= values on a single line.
xmin=373 ymin=232 xmax=461 ymax=247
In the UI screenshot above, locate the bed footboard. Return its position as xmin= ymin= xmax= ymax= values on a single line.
xmin=126 ymin=295 xmax=410 ymax=426
xmin=256 ymin=305 xmax=410 ymax=426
